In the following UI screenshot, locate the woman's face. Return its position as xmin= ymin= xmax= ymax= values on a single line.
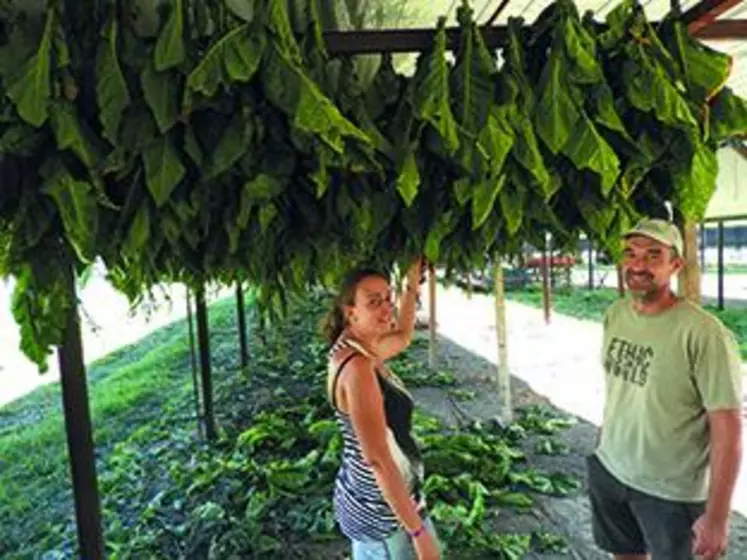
xmin=346 ymin=275 xmax=394 ymax=337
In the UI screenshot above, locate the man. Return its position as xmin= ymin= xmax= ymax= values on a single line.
xmin=587 ymin=218 xmax=743 ymax=560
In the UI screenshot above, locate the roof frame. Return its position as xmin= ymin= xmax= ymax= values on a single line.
xmin=323 ymin=19 xmax=747 ymax=55
xmin=684 ymin=0 xmax=744 ymax=34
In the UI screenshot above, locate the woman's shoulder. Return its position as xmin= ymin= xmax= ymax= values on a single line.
xmin=328 ymin=338 xmax=374 ymax=376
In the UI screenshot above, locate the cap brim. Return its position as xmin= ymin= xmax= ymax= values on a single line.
xmin=622 ymin=230 xmax=674 ymax=248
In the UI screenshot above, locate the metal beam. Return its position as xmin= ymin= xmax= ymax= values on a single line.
xmin=683 ymin=0 xmax=744 ymax=34
xmin=322 ymin=19 xmax=747 ymax=55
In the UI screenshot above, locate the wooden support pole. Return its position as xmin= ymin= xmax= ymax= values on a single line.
xmin=466 ymin=271 xmax=473 ymax=300
xmin=616 ymin=265 xmax=626 ymax=297
xmin=195 ymin=285 xmax=217 ymax=441
xmin=700 ymin=223 xmax=706 ymax=272
xmin=541 ymin=238 xmax=552 ymax=324
xmin=494 ymin=261 xmax=512 ymax=423
xmin=428 ymin=263 xmax=437 ymax=369
xmin=236 ymin=282 xmax=248 ymax=370
xmin=587 ymin=241 xmax=594 ymax=291
xmin=718 ymin=221 xmax=725 ymax=310
xmin=185 ymin=287 xmax=202 ymax=439
xmin=58 ymin=265 xmax=104 ymax=559
xmin=679 ymin=221 xmax=702 ymax=305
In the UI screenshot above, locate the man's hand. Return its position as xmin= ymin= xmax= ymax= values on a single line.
xmin=692 ymin=512 xmax=728 ymax=559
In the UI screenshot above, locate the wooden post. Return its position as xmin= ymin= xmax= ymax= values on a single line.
xmin=616 ymin=265 xmax=625 ymax=297
xmin=185 ymin=287 xmax=203 ymax=439
xmin=679 ymin=221 xmax=701 ymax=304
xmin=428 ymin=263 xmax=437 ymax=369
xmin=541 ymin=237 xmax=552 ymax=324
xmin=195 ymin=284 xmax=217 ymax=440
xmin=587 ymin=241 xmax=594 ymax=290
xmin=494 ymin=260 xmax=512 ymax=422
xmin=466 ymin=271 xmax=473 ymax=299
xmin=58 ymin=265 xmax=105 ymax=559
xmin=700 ymin=223 xmax=706 ymax=271
xmin=717 ymin=221 xmax=725 ymax=310
xmin=236 ymin=282 xmax=248 ymax=369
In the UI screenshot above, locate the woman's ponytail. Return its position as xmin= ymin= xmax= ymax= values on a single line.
xmin=321 ymin=303 xmax=346 ymax=344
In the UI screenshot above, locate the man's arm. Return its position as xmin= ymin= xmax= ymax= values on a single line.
xmin=705 ymin=409 xmax=742 ymax=524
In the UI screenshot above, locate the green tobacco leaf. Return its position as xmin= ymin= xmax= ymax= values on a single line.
xmin=225 ymin=0 xmax=256 ymax=23
xmin=709 ymin=87 xmax=747 ymax=142
xmin=412 ymin=20 xmax=459 ymax=156
xmin=578 ymin=193 xmax=616 ymax=236
xmin=142 ymin=61 xmax=179 ymax=134
xmin=0 ymin=124 xmax=47 ymax=156
xmin=500 ymin=176 xmax=527 ymax=235
xmin=564 ymin=113 xmax=620 ymax=197
xmin=183 ymin=25 xmax=265 ymax=111
xmin=124 ymin=204 xmax=151 ymax=255
xmin=671 ymin=134 xmax=718 ymax=221
xmin=481 ymin=107 xmax=515 ymax=176
xmin=451 ymin=4 xmax=495 ymax=174
xmin=6 ymin=6 xmax=55 ymax=127
xmin=142 ymin=136 xmax=186 ymax=206
xmin=95 ymin=13 xmax=131 ymax=144
xmin=41 ymin=161 xmax=99 ymax=263
xmin=505 ymin=106 xmax=553 ymax=198
xmin=154 ymin=0 xmax=185 ymax=71
xmin=560 ymin=12 xmax=604 ymax=85
xmin=242 ymin=173 xmax=285 ymax=208
xmin=425 ymin=211 xmax=458 ymax=262
xmin=50 ymin=102 xmax=101 ymax=170
xmin=205 ymin=109 xmax=255 ymax=180
xmin=12 ymin=258 xmax=72 ymax=373
xmin=262 ymin=43 xmax=371 ymax=154
xmin=590 ymin=84 xmax=631 ymax=140
xmin=396 ymin=150 xmax=419 ymax=206
xmin=661 ymin=19 xmax=731 ymax=104
xmin=184 ymin=125 xmax=204 ymax=166
xmin=535 ymin=55 xmax=577 ymax=154
xmin=264 ymin=0 xmax=303 ymax=64
xmin=259 ymin=202 xmax=278 ymax=233
xmin=535 ymin=38 xmax=619 ymax=195
xmin=472 ymin=175 xmax=506 ymax=230
xmin=622 ymin=42 xmax=697 ymax=130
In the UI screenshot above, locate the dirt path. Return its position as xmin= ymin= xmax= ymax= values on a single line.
xmin=411 ymin=330 xmax=747 ymax=558
xmin=419 ymin=285 xmax=747 ymax=557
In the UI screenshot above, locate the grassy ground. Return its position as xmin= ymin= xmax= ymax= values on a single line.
xmin=506 ymin=286 xmax=747 ymax=360
xmin=0 ymin=295 xmax=242 ymax=558
xmin=1 ymin=289 xmax=579 ymax=559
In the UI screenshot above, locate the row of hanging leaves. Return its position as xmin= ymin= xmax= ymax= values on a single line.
xmin=1 ymin=0 xmax=746 ymax=370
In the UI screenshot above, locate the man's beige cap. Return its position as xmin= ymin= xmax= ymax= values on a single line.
xmin=622 ymin=218 xmax=684 ymax=256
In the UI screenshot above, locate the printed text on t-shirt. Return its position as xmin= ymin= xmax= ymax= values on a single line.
xmin=604 ymin=337 xmax=654 ymax=387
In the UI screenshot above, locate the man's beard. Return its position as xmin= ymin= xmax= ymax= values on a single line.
xmin=626 ymin=271 xmax=665 ymax=302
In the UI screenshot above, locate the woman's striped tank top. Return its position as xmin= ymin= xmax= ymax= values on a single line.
xmin=328 ymin=338 xmax=425 ymax=542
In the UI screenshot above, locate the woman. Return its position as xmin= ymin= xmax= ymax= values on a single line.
xmin=322 ymin=258 xmax=441 ymax=560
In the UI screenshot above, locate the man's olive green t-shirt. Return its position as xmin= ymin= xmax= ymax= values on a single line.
xmin=596 ymin=298 xmax=743 ymax=502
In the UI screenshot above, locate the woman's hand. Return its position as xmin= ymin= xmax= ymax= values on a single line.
xmin=413 ymin=528 xmax=441 ymax=560
xmin=406 ymin=256 xmax=426 ymax=288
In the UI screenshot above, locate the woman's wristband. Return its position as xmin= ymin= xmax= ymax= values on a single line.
xmin=408 ymin=522 xmax=426 ymax=538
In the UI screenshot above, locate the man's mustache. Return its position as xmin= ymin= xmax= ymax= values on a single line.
xmin=625 ymin=271 xmax=653 ymax=281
